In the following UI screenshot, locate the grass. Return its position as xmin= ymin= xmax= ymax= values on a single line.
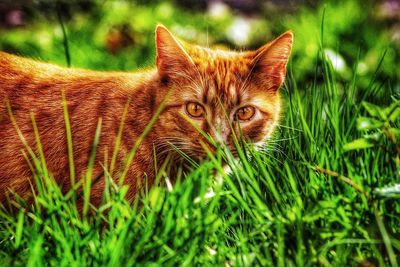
xmin=0 ymin=33 xmax=399 ymax=267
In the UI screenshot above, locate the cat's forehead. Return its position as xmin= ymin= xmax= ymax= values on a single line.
xmin=184 ymin=46 xmax=256 ymax=107
xmin=189 ymin=46 xmax=254 ymax=72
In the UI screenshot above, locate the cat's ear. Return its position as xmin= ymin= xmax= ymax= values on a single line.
xmin=155 ymin=25 xmax=194 ymax=79
xmin=251 ymin=31 xmax=293 ymax=92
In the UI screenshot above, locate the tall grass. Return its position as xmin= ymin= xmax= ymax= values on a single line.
xmin=0 ymin=48 xmax=399 ymax=266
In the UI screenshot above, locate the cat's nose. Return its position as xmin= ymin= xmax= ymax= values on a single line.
xmin=213 ymin=122 xmax=230 ymax=145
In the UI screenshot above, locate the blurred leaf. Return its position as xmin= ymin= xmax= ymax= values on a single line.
xmin=362 ymin=102 xmax=386 ymax=120
xmin=343 ymin=138 xmax=375 ymax=151
xmin=362 ymin=132 xmax=383 ymax=141
xmin=383 ymin=101 xmax=400 ymax=123
xmin=386 ymin=127 xmax=400 ymax=140
xmin=389 ymin=109 xmax=400 ymax=123
xmin=149 ymin=187 xmax=165 ymax=212
xmin=356 ymin=117 xmax=383 ymax=131
xmin=374 ymin=184 xmax=400 ymax=199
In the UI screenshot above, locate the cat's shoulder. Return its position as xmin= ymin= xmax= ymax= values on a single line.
xmin=0 ymin=51 xmax=107 ymax=78
xmin=0 ymin=51 xmax=156 ymax=91
xmin=0 ymin=51 xmax=64 ymax=74
xmin=0 ymin=51 xmax=42 ymax=64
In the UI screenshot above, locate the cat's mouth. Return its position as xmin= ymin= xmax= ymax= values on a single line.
xmin=185 ymin=142 xmax=242 ymax=160
xmin=155 ymin=136 xmax=249 ymax=164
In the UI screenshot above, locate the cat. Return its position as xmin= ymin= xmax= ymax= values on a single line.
xmin=0 ymin=25 xmax=293 ymax=206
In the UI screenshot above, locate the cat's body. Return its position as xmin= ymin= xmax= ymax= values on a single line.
xmin=0 ymin=25 xmax=293 ymax=205
xmin=0 ymin=52 xmax=160 ymax=204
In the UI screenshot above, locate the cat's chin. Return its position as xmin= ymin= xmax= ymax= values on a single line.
xmin=253 ymin=141 xmax=266 ymax=151
xmin=182 ymin=141 xmax=266 ymax=162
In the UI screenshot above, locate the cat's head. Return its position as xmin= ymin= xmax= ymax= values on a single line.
xmin=154 ymin=25 xmax=293 ymax=157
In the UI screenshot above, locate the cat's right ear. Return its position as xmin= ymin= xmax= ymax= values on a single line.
xmin=251 ymin=31 xmax=293 ymax=92
xmin=155 ymin=25 xmax=194 ymax=80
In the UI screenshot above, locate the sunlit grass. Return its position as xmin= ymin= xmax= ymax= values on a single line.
xmin=0 ymin=5 xmax=399 ymax=265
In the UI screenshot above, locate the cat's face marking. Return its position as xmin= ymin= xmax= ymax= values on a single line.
xmin=155 ymin=25 xmax=292 ymax=157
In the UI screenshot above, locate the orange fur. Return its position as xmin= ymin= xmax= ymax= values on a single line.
xmin=0 ymin=25 xmax=293 ymax=205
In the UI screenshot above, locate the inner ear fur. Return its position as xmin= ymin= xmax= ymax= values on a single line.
xmin=155 ymin=24 xmax=195 ymax=79
xmin=251 ymin=31 xmax=293 ymax=92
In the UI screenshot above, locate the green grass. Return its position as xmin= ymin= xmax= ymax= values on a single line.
xmin=0 ymin=3 xmax=399 ymax=264
xmin=0 ymin=44 xmax=399 ymax=266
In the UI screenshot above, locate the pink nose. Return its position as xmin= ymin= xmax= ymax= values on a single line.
xmin=211 ymin=122 xmax=230 ymax=145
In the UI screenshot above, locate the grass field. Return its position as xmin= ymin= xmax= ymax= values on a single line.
xmin=0 ymin=39 xmax=399 ymax=266
xmin=0 ymin=1 xmax=399 ymax=265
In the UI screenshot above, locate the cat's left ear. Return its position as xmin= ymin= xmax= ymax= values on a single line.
xmin=251 ymin=31 xmax=293 ymax=92
xmin=155 ymin=24 xmax=194 ymax=80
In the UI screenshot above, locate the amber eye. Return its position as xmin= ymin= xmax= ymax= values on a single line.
xmin=235 ymin=106 xmax=256 ymax=121
xmin=186 ymin=102 xmax=205 ymax=118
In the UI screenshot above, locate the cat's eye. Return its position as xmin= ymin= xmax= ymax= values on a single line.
xmin=235 ymin=106 xmax=256 ymax=121
xmin=186 ymin=102 xmax=205 ymax=118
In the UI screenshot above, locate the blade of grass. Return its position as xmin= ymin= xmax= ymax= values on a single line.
xmin=83 ymin=118 xmax=102 ymax=217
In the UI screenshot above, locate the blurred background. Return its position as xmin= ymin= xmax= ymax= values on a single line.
xmin=0 ymin=0 xmax=399 ymax=95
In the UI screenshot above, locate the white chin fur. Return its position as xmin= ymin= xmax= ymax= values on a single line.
xmin=253 ymin=141 xmax=266 ymax=151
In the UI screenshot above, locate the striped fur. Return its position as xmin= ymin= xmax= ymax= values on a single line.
xmin=0 ymin=25 xmax=293 ymax=205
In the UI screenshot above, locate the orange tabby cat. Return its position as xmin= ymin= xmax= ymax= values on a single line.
xmin=0 ymin=25 xmax=293 ymax=205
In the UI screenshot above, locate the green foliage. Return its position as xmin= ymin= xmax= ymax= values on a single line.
xmin=344 ymin=99 xmax=400 ymax=167
xmin=1 ymin=45 xmax=399 ymax=265
xmin=0 ymin=0 xmax=399 ymax=265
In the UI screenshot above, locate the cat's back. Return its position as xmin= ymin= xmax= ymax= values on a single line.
xmin=0 ymin=52 xmax=155 ymax=199
xmin=0 ymin=51 xmax=68 ymax=81
xmin=0 ymin=52 xmax=151 ymax=107
xmin=0 ymin=51 xmax=82 ymax=101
